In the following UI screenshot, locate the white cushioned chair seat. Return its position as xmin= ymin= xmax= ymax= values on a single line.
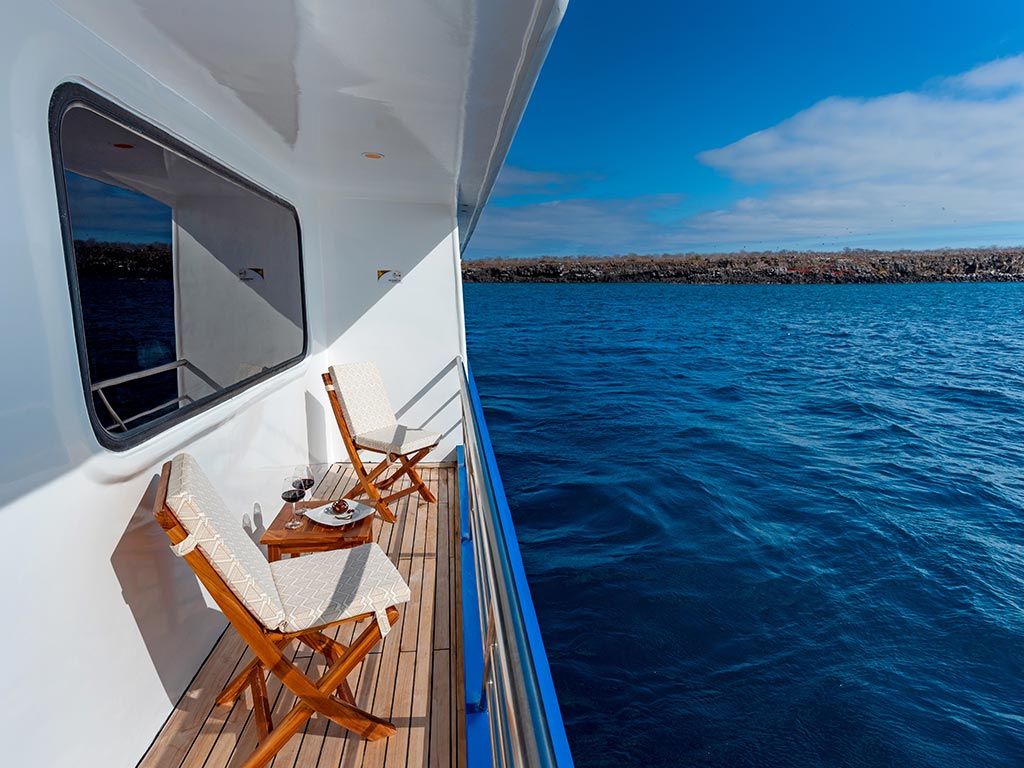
xmin=166 ymin=454 xmax=287 ymax=630
xmin=354 ymin=425 xmax=441 ymax=455
xmin=271 ymin=543 xmax=411 ymax=634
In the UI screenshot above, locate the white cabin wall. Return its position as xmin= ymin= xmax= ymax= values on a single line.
xmin=0 ymin=5 xmax=462 ymax=767
xmin=317 ymin=197 xmax=464 ymax=464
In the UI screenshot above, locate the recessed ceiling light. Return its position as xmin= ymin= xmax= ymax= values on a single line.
xmin=113 ymin=143 xmax=134 ymax=149
xmin=361 ymin=152 xmax=384 ymax=159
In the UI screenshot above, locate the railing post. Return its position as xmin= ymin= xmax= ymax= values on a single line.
xmin=458 ymin=446 xmax=487 ymax=714
xmin=459 ymin=445 xmax=494 ymax=768
xmin=460 ymin=443 xmax=472 ymax=544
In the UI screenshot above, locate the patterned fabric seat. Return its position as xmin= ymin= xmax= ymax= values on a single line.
xmin=355 ymin=424 xmax=442 ymax=454
xmin=271 ymin=544 xmax=411 ymax=634
xmin=324 ymin=362 xmax=440 ymax=522
xmin=165 ymin=453 xmax=408 ymax=635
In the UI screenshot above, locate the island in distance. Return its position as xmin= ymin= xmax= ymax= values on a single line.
xmin=71 ymin=240 xmax=1024 ymax=285
xmin=462 ymin=248 xmax=1024 ymax=284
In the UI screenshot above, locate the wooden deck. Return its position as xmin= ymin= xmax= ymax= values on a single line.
xmin=139 ymin=464 xmax=466 ymax=768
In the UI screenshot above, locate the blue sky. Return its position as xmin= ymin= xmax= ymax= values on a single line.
xmin=467 ymin=0 xmax=1024 ymax=259
xmin=65 ymin=171 xmax=171 ymax=244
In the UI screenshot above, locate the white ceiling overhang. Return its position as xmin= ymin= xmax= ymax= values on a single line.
xmin=53 ymin=0 xmax=566 ymax=247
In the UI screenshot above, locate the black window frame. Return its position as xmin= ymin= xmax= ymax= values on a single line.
xmin=49 ymin=83 xmax=308 ymax=451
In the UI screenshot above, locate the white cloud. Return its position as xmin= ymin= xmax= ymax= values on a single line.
xmin=691 ymin=54 xmax=1024 ymax=244
xmin=490 ymin=166 xmax=573 ymax=196
xmin=470 ymin=194 xmax=685 ymax=258
xmin=947 ymin=55 xmax=1024 ymax=93
xmin=489 ymin=165 xmax=601 ymax=199
xmin=470 ymin=54 xmax=1024 ymax=257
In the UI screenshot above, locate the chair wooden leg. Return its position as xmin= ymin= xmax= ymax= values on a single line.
xmin=375 ymin=449 xmax=426 ymax=491
xmin=250 ymin=666 xmax=273 ymax=741
xmin=240 ymin=702 xmax=314 ymax=768
xmin=337 ymin=680 xmax=357 ymax=705
xmin=300 ymin=632 xmax=354 ymax=702
xmin=403 ymin=455 xmax=436 ymax=503
xmin=380 ymin=483 xmax=424 ymax=506
xmin=247 ymin=617 xmax=400 ymax=767
xmin=374 ymin=453 xmax=405 ymax=492
xmin=217 ymin=660 xmax=259 ymax=706
xmin=240 ymin=610 xmax=400 ymax=768
xmin=342 ymin=455 xmax=398 ymax=522
xmin=304 ymin=612 xmax=400 ymax=735
xmin=217 ymin=638 xmax=290 ymax=705
xmin=343 ymin=456 xmax=392 ymax=499
xmin=373 ymin=497 xmax=396 ymax=523
xmin=375 ymin=448 xmax=436 ymax=504
xmin=342 ymin=444 xmax=438 ymax=521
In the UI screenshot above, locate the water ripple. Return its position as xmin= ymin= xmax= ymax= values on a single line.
xmin=466 ymin=283 xmax=1024 ymax=767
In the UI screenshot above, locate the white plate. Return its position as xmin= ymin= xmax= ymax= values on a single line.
xmin=304 ymin=499 xmax=375 ymax=527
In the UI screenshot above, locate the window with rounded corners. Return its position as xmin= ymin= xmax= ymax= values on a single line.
xmin=49 ymin=84 xmax=307 ymax=450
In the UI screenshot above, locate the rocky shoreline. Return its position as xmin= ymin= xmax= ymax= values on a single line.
xmin=462 ymin=248 xmax=1024 ymax=284
xmin=73 ymin=240 xmax=171 ymax=279
xmin=69 ymin=241 xmax=1024 ymax=284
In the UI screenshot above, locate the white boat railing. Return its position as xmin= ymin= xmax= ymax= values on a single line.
xmin=458 ymin=359 xmax=575 ymax=767
xmin=90 ymin=358 xmax=221 ymax=431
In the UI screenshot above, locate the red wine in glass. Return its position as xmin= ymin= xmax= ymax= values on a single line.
xmin=293 ymin=465 xmax=315 ymax=492
xmin=282 ymin=474 xmax=306 ymax=529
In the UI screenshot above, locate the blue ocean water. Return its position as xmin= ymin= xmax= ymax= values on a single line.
xmin=463 ymin=282 xmax=1024 ymax=768
xmin=79 ymin=278 xmax=177 ymax=425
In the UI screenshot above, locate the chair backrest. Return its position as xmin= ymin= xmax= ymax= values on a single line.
xmin=163 ymin=453 xmax=287 ymax=630
xmin=328 ymin=362 xmax=397 ymax=437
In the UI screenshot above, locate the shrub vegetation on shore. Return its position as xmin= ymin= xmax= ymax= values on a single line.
xmin=462 ymin=248 xmax=1024 ymax=283
xmin=73 ymin=239 xmax=171 ymax=279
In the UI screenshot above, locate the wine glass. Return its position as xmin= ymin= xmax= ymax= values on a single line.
xmin=282 ymin=474 xmax=306 ymax=530
xmin=294 ymin=464 xmax=316 ymax=494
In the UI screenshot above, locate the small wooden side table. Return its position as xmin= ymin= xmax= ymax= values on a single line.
xmin=261 ymin=499 xmax=374 ymax=562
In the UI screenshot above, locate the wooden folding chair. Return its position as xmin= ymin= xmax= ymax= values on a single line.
xmin=153 ymin=453 xmax=410 ymax=768
xmin=323 ymin=362 xmax=440 ymax=522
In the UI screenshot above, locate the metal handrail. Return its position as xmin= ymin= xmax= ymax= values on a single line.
xmin=91 ymin=358 xmax=221 ymax=431
xmin=458 ymin=359 xmax=574 ymax=767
